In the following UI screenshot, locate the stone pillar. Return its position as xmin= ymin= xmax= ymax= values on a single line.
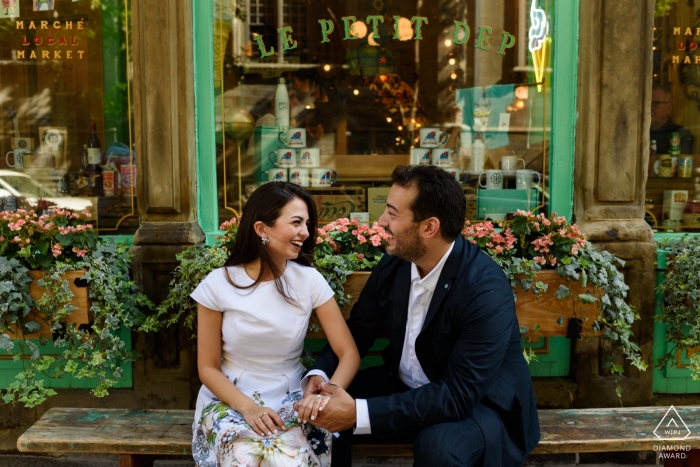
xmin=129 ymin=0 xmax=204 ymax=408
xmin=572 ymin=0 xmax=656 ymax=406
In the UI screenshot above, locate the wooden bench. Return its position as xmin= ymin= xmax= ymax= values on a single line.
xmin=17 ymin=406 xmax=700 ymax=466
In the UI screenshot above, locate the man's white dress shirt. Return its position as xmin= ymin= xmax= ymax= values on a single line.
xmin=303 ymin=242 xmax=454 ymax=434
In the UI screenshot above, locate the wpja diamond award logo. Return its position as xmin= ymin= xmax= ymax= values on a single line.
xmin=654 ymin=406 xmax=691 ymax=440
xmin=653 ymin=406 xmax=693 ymax=461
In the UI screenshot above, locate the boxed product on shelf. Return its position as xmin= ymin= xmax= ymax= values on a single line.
xmin=253 ymin=126 xmax=286 ymax=184
xmin=663 ymin=190 xmax=688 ymax=222
xmin=367 ymin=187 xmax=391 ymax=223
xmin=309 ymin=186 xmax=366 ymax=224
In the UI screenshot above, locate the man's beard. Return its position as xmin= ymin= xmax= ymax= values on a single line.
xmin=387 ymin=224 xmax=426 ymax=263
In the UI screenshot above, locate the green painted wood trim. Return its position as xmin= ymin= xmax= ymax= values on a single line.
xmin=549 ymin=0 xmax=579 ymax=220
xmin=193 ymin=0 xmax=219 ymax=236
xmin=651 ymin=248 xmax=700 ymax=393
xmin=0 ymin=327 xmax=132 ymax=389
xmin=101 ymin=0 xmax=129 ymax=146
xmin=525 ymin=337 xmax=571 ymax=377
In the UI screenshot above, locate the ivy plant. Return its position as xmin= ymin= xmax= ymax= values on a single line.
xmin=0 ymin=209 xmax=155 ymax=407
xmin=656 ymin=236 xmax=700 ymax=378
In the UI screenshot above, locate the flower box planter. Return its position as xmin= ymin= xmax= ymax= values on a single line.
xmin=307 ymin=271 xmax=371 ymax=339
xmin=307 ymin=270 xmax=597 ymax=340
xmin=515 ymin=270 xmax=596 ymax=339
xmin=6 ymin=270 xmax=90 ymax=339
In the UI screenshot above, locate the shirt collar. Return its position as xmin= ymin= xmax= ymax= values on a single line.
xmin=410 ymin=241 xmax=455 ymax=292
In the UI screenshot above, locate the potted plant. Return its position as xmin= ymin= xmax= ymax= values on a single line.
xmin=0 ymin=209 xmax=155 ymax=407
xmin=462 ymin=210 xmax=648 ymax=397
xmin=156 ymin=217 xmax=389 ymax=335
xmin=655 ymin=236 xmax=700 ymax=378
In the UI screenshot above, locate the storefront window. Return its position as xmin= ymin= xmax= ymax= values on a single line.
xmin=648 ymin=3 xmax=700 ymax=231
xmin=213 ymin=0 xmax=555 ymax=224
xmin=0 ymin=0 xmax=135 ymax=234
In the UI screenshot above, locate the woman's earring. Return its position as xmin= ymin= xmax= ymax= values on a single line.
xmin=261 ymin=235 xmax=270 ymax=245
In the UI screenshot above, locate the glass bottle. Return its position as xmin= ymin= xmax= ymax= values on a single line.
xmin=87 ymin=122 xmax=103 ymax=196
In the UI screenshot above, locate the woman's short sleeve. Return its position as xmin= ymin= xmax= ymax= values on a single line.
xmin=190 ymin=269 xmax=222 ymax=311
xmin=310 ymin=268 xmax=336 ymax=309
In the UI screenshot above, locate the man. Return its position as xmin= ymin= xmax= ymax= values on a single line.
xmin=297 ymin=165 xmax=540 ymax=466
xmin=650 ymin=83 xmax=694 ymax=154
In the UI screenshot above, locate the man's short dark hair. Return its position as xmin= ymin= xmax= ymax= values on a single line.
xmin=652 ymin=83 xmax=672 ymax=97
xmin=391 ymin=165 xmax=466 ymax=241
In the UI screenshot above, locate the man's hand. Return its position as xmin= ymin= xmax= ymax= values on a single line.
xmin=302 ymin=375 xmax=325 ymax=399
xmin=308 ymin=382 xmax=357 ymax=432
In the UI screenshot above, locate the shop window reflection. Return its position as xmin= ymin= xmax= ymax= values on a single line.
xmin=213 ymin=0 xmax=553 ymax=224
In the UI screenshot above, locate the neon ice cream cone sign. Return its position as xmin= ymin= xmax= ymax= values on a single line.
xmin=528 ymin=0 xmax=549 ymax=92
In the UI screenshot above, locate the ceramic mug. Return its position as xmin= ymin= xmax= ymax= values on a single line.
xmin=501 ymin=155 xmax=526 ymax=174
xmin=262 ymin=168 xmax=288 ymax=182
xmin=419 ymin=127 xmax=449 ymax=148
xmin=420 ymin=127 xmax=450 ymax=148
xmin=515 ymin=169 xmax=541 ymax=191
xmin=299 ymin=148 xmax=321 ymax=168
xmin=410 ymin=148 xmax=432 ymax=166
xmin=431 ymin=148 xmax=457 ymax=167
xmin=289 ymin=168 xmax=310 ymax=187
xmin=310 ymin=168 xmax=337 ymax=187
xmin=268 ymin=148 xmax=297 ymax=168
xmin=5 ymin=148 xmax=27 ymax=169
xmin=278 ymin=128 xmax=306 ymax=148
xmin=442 ymin=167 xmax=468 ymax=183
xmin=479 ymin=170 xmax=504 ymax=189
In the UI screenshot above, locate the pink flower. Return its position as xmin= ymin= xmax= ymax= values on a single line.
xmin=357 ymin=235 xmax=367 ymax=244
xmin=72 ymin=247 xmax=87 ymax=257
xmin=357 ymin=253 xmax=365 ymax=259
xmin=371 ymin=235 xmax=382 ymax=247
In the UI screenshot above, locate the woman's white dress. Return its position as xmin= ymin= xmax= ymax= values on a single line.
xmin=190 ymin=262 xmax=335 ymax=467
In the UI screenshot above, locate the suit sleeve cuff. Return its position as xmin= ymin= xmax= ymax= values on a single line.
xmin=300 ymin=370 xmax=329 ymax=392
xmin=353 ymin=399 xmax=372 ymax=435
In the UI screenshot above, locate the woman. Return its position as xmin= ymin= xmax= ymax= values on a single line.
xmin=191 ymin=182 xmax=360 ymax=466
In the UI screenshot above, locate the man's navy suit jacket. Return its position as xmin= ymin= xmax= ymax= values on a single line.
xmin=313 ymin=236 xmax=540 ymax=466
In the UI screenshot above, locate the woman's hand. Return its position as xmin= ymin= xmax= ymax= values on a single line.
xmin=240 ymin=403 xmax=286 ymax=436
xmin=296 ymin=392 xmax=333 ymax=423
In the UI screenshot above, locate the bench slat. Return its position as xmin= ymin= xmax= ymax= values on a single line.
xmin=16 ymin=406 xmax=700 ymax=457
xmin=534 ymin=406 xmax=700 ymax=453
xmin=17 ymin=408 xmax=192 ymax=456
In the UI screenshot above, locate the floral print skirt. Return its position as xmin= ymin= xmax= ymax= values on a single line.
xmin=192 ymin=391 xmax=332 ymax=467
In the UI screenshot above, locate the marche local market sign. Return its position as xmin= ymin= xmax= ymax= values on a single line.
xmin=14 ymin=20 xmax=86 ymax=60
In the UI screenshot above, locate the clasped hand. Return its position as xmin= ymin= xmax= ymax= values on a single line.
xmin=293 ymin=376 xmax=357 ymax=432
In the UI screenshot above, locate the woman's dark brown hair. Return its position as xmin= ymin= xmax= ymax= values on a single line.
xmin=223 ymin=182 xmax=318 ymax=304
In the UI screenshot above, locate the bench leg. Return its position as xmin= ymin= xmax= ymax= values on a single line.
xmin=662 ymin=448 xmax=700 ymax=467
xmin=118 ymin=454 xmax=156 ymax=467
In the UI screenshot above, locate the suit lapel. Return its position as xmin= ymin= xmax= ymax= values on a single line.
xmin=392 ymin=261 xmax=412 ymax=349
xmin=420 ymin=238 xmax=464 ymax=332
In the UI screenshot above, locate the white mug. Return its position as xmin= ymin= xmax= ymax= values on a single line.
xmin=289 ymin=168 xmax=310 ymax=187
xmin=268 ymin=148 xmax=297 ymax=168
xmin=299 ymin=148 xmax=321 ymax=168
xmin=442 ymin=167 xmax=468 ymax=183
xmin=515 ymin=169 xmax=541 ymax=191
xmin=419 ymin=127 xmax=449 ymax=148
xmin=410 ymin=148 xmax=432 ymax=166
xmin=278 ymin=128 xmax=306 ymax=148
xmin=501 ymin=155 xmax=526 ymax=174
xmin=431 ymin=148 xmax=457 ymax=167
xmin=5 ymin=148 xmax=27 ymax=169
xmin=262 ymin=168 xmax=288 ymax=182
xmin=311 ymin=168 xmax=337 ymax=187
xmin=479 ymin=170 xmax=504 ymax=189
